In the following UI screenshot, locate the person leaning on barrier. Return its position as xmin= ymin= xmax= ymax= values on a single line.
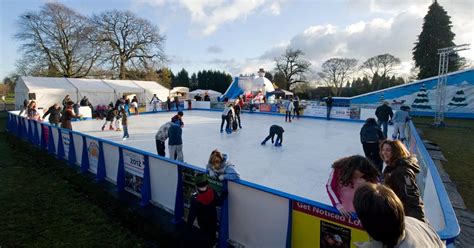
xmin=380 ymin=140 xmax=425 ymax=222
xmin=353 ymin=183 xmax=444 ymax=248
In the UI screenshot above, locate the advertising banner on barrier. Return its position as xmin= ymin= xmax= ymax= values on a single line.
xmin=292 ymin=201 xmax=370 ymax=247
xmin=301 ymin=104 xmax=361 ymax=120
xmin=123 ymin=149 xmax=145 ymax=196
xmin=61 ymin=131 xmax=70 ymax=159
xmin=87 ymin=139 xmax=100 ymax=173
xmin=259 ymin=103 xmax=272 ymax=112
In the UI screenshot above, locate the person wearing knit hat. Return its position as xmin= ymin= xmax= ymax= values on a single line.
xmin=187 ymin=173 xmax=228 ymax=248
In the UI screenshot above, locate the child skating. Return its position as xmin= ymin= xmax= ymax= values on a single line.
xmin=121 ymin=108 xmax=129 ymax=140
xmin=101 ymin=104 xmax=116 ymax=131
xmin=261 ymin=125 xmax=284 ymax=146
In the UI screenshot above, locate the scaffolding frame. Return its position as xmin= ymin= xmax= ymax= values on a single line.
xmin=434 ymin=44 xmax=470 ymax=126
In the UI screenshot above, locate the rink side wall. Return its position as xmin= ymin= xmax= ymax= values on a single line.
xmin=6 ymin=108 xmax=459 ymax=247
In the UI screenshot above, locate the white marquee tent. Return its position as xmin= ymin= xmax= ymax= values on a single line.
xmin=67 ymin=78 xmax=116 ymax=106
xmin=132 ymin=80 xmax=169 ymax=103
xmin=102 ymin=79 xmax=145 ymax=102
xmin=15 ymin=77 xmax=78 ymax=110
xmin=15 ymin=76 xmax=170 ymax=110
xmin=189 ymin=89 xmax=222 ymax=100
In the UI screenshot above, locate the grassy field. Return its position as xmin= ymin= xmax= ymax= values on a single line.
xmin=0 ymin=113 xmax=148 ymax=247
xmin=413 ymin=117 xmax=474 ymax=210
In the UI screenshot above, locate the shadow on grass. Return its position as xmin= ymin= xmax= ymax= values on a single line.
xmin=0 ymin=113 xmax=202 ymax=247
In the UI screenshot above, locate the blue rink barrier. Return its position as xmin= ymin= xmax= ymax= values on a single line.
xmin=6 ymin=111 xmax=460 ymax=247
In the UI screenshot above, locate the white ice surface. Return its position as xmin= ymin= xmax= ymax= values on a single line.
xmin=72 ymin=110 xmax=392 ymax=205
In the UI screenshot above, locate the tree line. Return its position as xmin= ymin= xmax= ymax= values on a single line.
xmin=14 ymin=2 xmax=166 ymax=80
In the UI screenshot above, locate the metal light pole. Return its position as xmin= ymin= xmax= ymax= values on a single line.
xmin=434 ymin=44 xmax=470 ymax=127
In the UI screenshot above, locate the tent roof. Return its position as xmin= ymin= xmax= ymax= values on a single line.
xmin=102 ymin=79 xmax=144 ymax=93
xmin=20 ymin=76 xmax=77 ymax=91
xmin=189 ymin=89 xmax=222 ymax=95
xmin=132 ymin=80 xmax=169 ymax=91
xmin=67 ymin=78 xmax=115 ymax=93
xmin=171 ymin=87 xmax=189 ymax=93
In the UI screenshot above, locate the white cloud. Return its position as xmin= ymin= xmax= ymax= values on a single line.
xmin=136 ymin=0 xmax=286 ymax=36
xmin=207 ymin=45 xmax=223 ymax=54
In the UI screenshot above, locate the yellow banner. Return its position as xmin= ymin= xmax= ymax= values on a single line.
xmin=292 ymin=201 xmax=370 ymax=248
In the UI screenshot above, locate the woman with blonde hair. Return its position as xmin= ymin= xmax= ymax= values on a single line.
xmin=206 ymin=149 xmax=240 ymax=181
xmin=380 ymin=139 xmax=425 ymax=222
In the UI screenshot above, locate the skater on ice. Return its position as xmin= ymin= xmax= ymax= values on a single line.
xmin=150 ymin=94 xmax=161 ymax=112
xmin=220 ymin=102 xmax=234 ymax=134
xmin=168 ymin=120 xmax=184 ymax=162
xmin=285 ymin=98 xmax=294 ymax=122
xmin=360 ymin=118 xmax=385 ymax=172
xmin=155 ymin=121 xmax=173 ymax=157
xmin=391 ymin=105 xmax=411 ymax=141
xmin=261 ymin=125 xmax=284 ymax=146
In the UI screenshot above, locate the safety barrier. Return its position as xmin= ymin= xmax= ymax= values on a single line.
xmin=6 ymin=111 xmax=459 ymax=247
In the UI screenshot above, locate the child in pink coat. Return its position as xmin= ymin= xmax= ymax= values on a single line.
xmin=326 ymin=155 xmax=380 ymax=218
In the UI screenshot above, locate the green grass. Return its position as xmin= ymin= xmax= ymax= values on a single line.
xmin=0 ymin=113 xmax=147 ymax=247
xmin=413 ymin=117 xmax=474 ymax=211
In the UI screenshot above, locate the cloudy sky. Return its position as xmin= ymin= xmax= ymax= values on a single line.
xmin=0 ymin=0 xmax=473 ymax=81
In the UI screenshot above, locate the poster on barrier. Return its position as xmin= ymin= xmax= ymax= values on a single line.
xmin=61 ymin=131 xmax=70 ymax=159
xmin=300 ymin=104 xmax=361 ymax=120
xmin=292 ymin=201 xmax=370 ymax=248
xmin=87 ymin=139 xmax=100 ymax=173
xmin=182 ymin=167 xmax=223 ymax=221
xmin=259 ymin=103 xmax=272 ymax=112
xmin=123 ymin=149 xmax=145 ymax=197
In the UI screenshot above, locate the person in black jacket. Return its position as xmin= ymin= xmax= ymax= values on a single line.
xmin=380 ymin=140 xmax=425 ymax=222
xmin=187 ymin=174 xmax=227 ymax=248
xmin=168 ymin=121 xmax=183 ymax=161
xmin=375 ymin=101 xmax=393 ymax=138
xmin=261 ymin=125 xmax=284 ymax=146
xmin=42 ymin=103 xmax=62 ymax=127
xmin=360 ymin=118 xmax=384 ymax=172
xmin=325 ymin=96 xmax=334 ymax=120
xmin=293 ymin=96 xmax=300 ymax=119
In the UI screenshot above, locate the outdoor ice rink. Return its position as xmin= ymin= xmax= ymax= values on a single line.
xmin=73 ymin=110 xmax=392 ymax=204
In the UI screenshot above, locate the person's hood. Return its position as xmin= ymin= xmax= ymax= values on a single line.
xmin=397 ymin=156 xmax=420 ymax=174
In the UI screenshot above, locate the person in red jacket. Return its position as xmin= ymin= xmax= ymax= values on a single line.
xmin=187 ymin=174 xmax=227 ymax=248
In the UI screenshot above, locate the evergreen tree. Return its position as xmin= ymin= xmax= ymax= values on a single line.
xmin=413 ymin=1 xmax=461 ymax=80
xmin=190 ymin=73 xmax=198 ymax=90
xmin=448 ymin=87 xmax=468 ymax=107
xmin=175 ymin=68 xmax=190 ymax=88
xmin=411 ymin=83 xmax=432 ymax=109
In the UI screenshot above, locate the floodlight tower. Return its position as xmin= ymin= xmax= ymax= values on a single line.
xmin=434 ymin=44 xmax=470 ymax=127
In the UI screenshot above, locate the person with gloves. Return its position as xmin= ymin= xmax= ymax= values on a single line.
xmin=206 ymin=149 xmax=240 ymax=181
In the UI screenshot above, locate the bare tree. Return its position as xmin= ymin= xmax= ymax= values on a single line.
xmin=15 ymin=3 xmax=101 ymax=77
xmin=360 ymin=54 xmax=401 ymax=81
xmin=318 ymin=58 xmax=358 ymax=96
xmin=92 ymin=10 xmax=166 ymax=79
xmin=274 ymin=48 xmax=311 ymax=91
